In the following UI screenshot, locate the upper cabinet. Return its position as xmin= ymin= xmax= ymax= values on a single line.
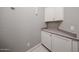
xmin=44 ymin=7 xmax=64 ymax=22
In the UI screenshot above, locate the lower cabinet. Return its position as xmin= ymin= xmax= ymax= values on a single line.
xmin=52 ymin=34 xmax=72 ymax=52
xmin=72 ymin=40 xmax=78 ymax=52
xmin=41 ymin=31 xmax=52 ymax=50
xmin=41 ymin=31 xmax=79 ymax=52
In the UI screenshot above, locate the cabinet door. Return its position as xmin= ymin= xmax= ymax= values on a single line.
xmin=45 ymin=7 xmax=56 ymax=22
xmin=52 ymin=34 xmax=72 ymax=52
xmin=55 ymin=7 xmax=64 ymax=21
xmin=41 ymin=31 xmax=52 ymax=50
xmin=45 ymin=7 xmax=64 ymax=22
xmin=72 ymin=40 xmax=78 ymax=52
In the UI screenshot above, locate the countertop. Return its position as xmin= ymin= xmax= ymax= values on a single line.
xmin=42 ymin=28 xmax=79 ymax=41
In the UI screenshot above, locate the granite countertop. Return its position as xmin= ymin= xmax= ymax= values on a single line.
xmin=42 ymin=28 xmax=79 ymax=41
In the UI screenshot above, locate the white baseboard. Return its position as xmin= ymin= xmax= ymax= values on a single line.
xmin=26 ymin=43 xmax=41 ymax=52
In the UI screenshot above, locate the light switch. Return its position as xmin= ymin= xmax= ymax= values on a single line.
xmin=35 ymin=7 xmax=38 ymax=16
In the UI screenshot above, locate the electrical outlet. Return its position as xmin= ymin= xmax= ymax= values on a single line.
xmin=35 ymin=7 xmax=38 ymax=16
xmin=27 ymin=42 xmax=30 ymax=47
xmin=70 ymin=25 xmax=75 ymax=31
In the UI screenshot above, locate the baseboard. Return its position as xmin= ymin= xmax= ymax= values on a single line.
xmin=41 ymin=43 xmax=52 ymax=52
xmin=26 ymin=43 xmax=41 ymax=52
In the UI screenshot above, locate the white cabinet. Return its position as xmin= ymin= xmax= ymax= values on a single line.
xmin=41 ymin=31 xmax=79 ymax=52
xmin=55 ymin=7 xmax=64 ymax=21
xmin=72 ymin=40 xmax=78 ymax=52
xmin=52 ymin=34 xmax=72 ymax=52
xmin=45 ymin=7 xmax=64 ymax=22
xmin=45 ymin=7 xmax=56 ymax=22
xmin=41 ymin=31 xmax=52 ymax=50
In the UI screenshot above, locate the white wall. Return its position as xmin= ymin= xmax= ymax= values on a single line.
xmin=0 ymin=7 xmax=45 ymax=52
xmin=59 ymin=7 xmax=79 ymax=51
xmin=59 ymin=7 xmax=79 ymax=38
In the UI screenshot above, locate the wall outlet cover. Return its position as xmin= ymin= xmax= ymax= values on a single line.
xmin=35 ymin=8 xmax=38 ymax=16
xmin=27 ymin=42 xmax=30 ymax=47
xmin=70 ymin=26 xmax=75 ymax=31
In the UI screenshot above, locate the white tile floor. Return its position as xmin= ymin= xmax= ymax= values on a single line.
xmin=27 ymin=43 xmax=49 ymax=52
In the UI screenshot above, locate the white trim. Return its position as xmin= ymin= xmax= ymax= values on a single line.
xmin=26 ymin=43 xmax=41 ymax=52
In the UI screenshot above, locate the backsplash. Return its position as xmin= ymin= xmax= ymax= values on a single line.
xmin=46 ymin=21 xmax=62 ymax=29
